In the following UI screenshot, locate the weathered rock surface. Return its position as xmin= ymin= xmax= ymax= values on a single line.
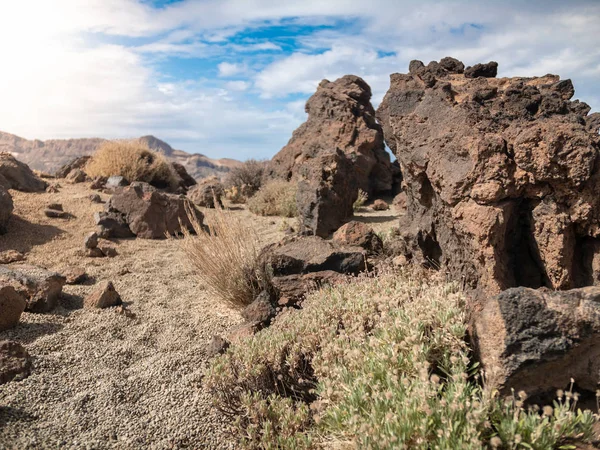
xmin=372 ymin=199 xmax=389 ymax=211
xmin=55 ymin=156 xmax=91 ymax=178
xmin=172 ymin=162 xmax=197 ymax=189
xmin=0 ymin=265 xmax=66 ymax=313
xmin=0 ymin=250 xmax=24 ymax=264
xmin=84 ymin=281 xmax=122 ymax=309
xmin=0 ymin=185 xmax=13 ymax=233
xmin=475 ymin=286 xmax=600 ymax=397
xmin=66 ymin=168 xmax=87 ymax=183
xmin=241 ymin=291 xmax=275 ymax=326
xmin=0 ymin=284 xmax=26 ymax=331
xmin=296 ymin=149 xmax=358 ymax=237
xmin=188 ymin=177 xmax=224 ymax=208
xmin=0 ymin=340 xmax=32 ymax=385
xmin=63 ymin=267 xmax=88 ymax=285
xmin=96 ymin=183 xmax=203 ymax=239
xmin=105 ymin=176 xmax=129 ymax=190
xmin=376 ymin=58 xmax=600 ymax=294
xmin=333 ymin=221 xmax=383 ymax=255
xmin=268 ymin=75 xmax=393 ymax=195
xmin=84 ymin=232 xmax=99 ymax=249
xmin=0 ymin=152 xmax=47 ymax=192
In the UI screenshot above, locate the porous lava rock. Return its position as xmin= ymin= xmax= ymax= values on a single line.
xmin=0 ymin=265 xmax=66 ymax=313
xmin=0 ymin=284 xmax=26 ymax=331
xmin=96 ymin=182 xmax=203 ymax=239
xmin=0 ymin=152 xmax=47 ymax=192
xmin=187 ymin=177 xmax=224 ymax=208
xmin=268 ymin=75 xmax=394 ymax=196
xmin=475 ymin=286 xmax=600 ymax=397
xmin=376 ymin=58 xmax=600 ymax=295
xmin=332 ymin=221 xmax=383 ymax=255
xmin=0 ymin=340 xmax=32 ymax=384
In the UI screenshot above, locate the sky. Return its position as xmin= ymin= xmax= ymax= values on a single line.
xmin=0 ymin=0 xmax=598 ymax=160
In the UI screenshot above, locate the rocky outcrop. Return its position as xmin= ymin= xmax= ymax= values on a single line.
xmin=0 ymin=185 xmax=13 ymax=233
xmin=96 ymin=182 xmax=203 ymax=239
xmin=0 ymin=341 xmax=32 ymax=384
xmin=187 ymin=177 xmax=224 ymax=208
xmin=55 ymin=156 xmax=91 ymax=178
xmin=475 ymin=286 xmax=600 ymax=397
xmin=0 ymin=265 xmax=66 ymax=313
xmin=0 ymin=152 xmax=47 ymax=192
xmin=376 ymin=58 xmax=600 ymax=295
xmin=268 ymin=75 xmax=394 ymax=195
xmin=296 ymin=149 xmax=358 ymax=237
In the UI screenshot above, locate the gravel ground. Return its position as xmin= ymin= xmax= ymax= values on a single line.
xmin=0 ymin=182 xmax=399 ymax=449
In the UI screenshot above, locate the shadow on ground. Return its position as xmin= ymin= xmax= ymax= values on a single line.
xmin=0 ymin=322 xmax=64 ymax=345
xmin=0 ymin=215 xmax=65 ymax=254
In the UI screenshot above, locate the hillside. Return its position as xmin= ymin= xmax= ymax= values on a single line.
xmin=0 ymin=131 xmax=241 ymax=180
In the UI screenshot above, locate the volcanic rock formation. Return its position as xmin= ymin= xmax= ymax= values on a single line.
xmin=268 ymin=75 xmax=395 ymax=196
xmin=377 ymin=58 xmax=600 ymax=295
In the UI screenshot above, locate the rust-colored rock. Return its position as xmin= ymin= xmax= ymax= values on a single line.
xmin=188 ymin=177 xmax=224 ymax=208
xmin=0 ymin=284 xmax=26 ymax=331
xmin=0 ymin=265 xmax=66 ymax=313
xmin=372 ymin=199 xmax=389 ymax=211
xmin=63 ymin=267 xmax=88 ymax=285
xmin=84 ymin=281 xmax=122 ymax=309
xmin=333 ymin=221 xmax=383 ymax=255
xmin=0 ymin=340 xmax=32 ymax=384
xmin=376 ymin=58 xmax=600 ymax=295
xmin=268 ymin=75 xmax=393 ymax=196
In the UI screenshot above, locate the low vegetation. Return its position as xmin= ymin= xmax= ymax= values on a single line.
xmin=86 ymin=141 xmax=177 ymax=189
xmin=224 ymin=159 xmax=267 ymax=202
xmin=206 ymin=270 xmax=595 ymax=449
xmin=353 ymin=188 xmax=368 ymax=211
xmin=178 ymin=204 xmax=270 ymax=307
xmin=247 ymin=180 xmax=298 ymax=218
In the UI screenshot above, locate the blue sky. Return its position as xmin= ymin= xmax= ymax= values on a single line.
xmin=0 ymin=0 xmax=598 ymax=160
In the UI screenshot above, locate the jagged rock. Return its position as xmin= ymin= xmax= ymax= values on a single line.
xmin=0 ymin=265 xmax=66 ymax=313
xmin=464 ymin=61 xmax=498 ymax=78
xmin=96 ymin=182 xmax=203 ymax=239
xmin=89 ymin=194 xmax=102 ymax=203
xmin=0 ymin=152 xmax=47 ymax=192
xmin=84 ymin=232 xmax=98 ymax=249
xmin=587 ymin=112 xmax=600 ymax=134
xmin=268 ymin=75 xmax=393 ymax=195
xmin=392 ymin=192 xmax=407 ymax=211
xmin=272 ymin=270 xmax=346 ymax=306
xmin=55 ymin=156 xmax=92 ymax=178
xmin=376 ymin=58 xmax=600 ymax=295
xmin=439 ymin=56 xmax=465 ymax=73
xmin=372 ymin=199 xmax=389 ymax=211
xmin=241 ymin=291 xmax=275 ymax=326
xmin=296 ymin=149 xmax=358 ymax=237
xmin=84 ymin=280 xmax=122 ymax=309
xmin=86 ymin=247 xmax=105 ymax=258
xmin=333 ymin=221 xmax=383 ymax=255
xmin=105 ymin=176 xmax=129 ymax=190
xmin=0 ymin=341 xmax=32 ymax=384
xmin=0 ymin=250 xmax=24 ymax=264
xmin=187 ymin=177 xmax=224 ymax=208
xmin=0 ymin=185 xmax=13 ymax=234
xmin=475 ymin=286 xmax=600 ymax=397
xmin=66 ymin=168 xmax=87 ymax=183
xmin=44 ymin=209 xmax=68 ymax=218
xmin=0 ymin=284 xmax=26 ymax=331
xmin=98 ymin=244 xmax=118 ymax=258
xmin=46 ymin=183 xmax=60 ymax=193
xmin=90 ymin=176 xmax=107 ymax=190
xmin=172 ymin=162 xmax=197 ymax=189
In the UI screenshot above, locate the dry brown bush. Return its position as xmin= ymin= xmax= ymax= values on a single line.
xmin=86 ymin=141 xmax=177 ymax=190
xmin=247 ymin=180 xmax=298 ymax=218
xmin=178 ymin=204 xmax=271 ymax=307
xmin=223 ymin=159 xmax=267 ymax=201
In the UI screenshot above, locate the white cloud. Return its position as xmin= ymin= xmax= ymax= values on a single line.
xmin=225 ymin=81 xmax=251 ymax=91
xmin=217 ymin=62 xmax=245 ymax=77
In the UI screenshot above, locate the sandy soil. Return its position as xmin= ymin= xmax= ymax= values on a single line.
xmin=0 ymin=182 xmax=399 ymax=449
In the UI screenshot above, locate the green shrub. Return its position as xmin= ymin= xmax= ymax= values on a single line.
xmin=247 ymin=180 xmax=298 ymax=218
xmin=206 ymin=270 xmax=595 ymax=449
xmin=353 ymin=189 xmax=368 ymax=211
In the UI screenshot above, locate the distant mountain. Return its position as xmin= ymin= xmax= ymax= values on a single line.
xmin=0 ymin=131 xmax=241 ymax=180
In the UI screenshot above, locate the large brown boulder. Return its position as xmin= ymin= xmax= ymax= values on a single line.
xmin=268 ymin=75 xmax=394 ymax=195
xmin=475 ymin=286 xmax=600 ymax=397
xmin=55 ymin=155 xmax=91 ymax=178
xmin=296 ymin=149 xmax=358 ymax=237
xmin=0 ymin=340 xmax=32 ymax=384
xmin=0 ymin=265 xmax=66 ymax=313
xmin=333 ymin=221 xmax=383 ymax=255
xmin=376 ymin=58 xmax=600 ymax=295
xmin=0 ymin=184 xmax=13 ymax=234
xmin=0 ymin=152 xmax=47 ymax=192
xmin=96 ymin=182 xmax=203 ymax=239
xmin=187 ymin=177 xmax=224 ymax=208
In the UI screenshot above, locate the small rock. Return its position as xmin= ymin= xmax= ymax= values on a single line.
xmin=241 ymin=291 xmax=275 ymax=326
xmin=47 ymin=203 xmax=63 ymax=211
xmin=84 ymin=281 xmax=122 ymax=309
xmin=90 ymin=176 xmax=107 ymax=190
xmin=333 ymin=221 xmax=383 ymax=255
xmin=372 ymin=199 xmax=389 ymax=211
xmin=44 ymin=209 xmax=68 ymax=218
xmin=46 ymin=183 xmax=60 ymax=193
xmin=206 ymin=336 xmax=230 ymax=358
xmin=63 ymin=267 xmax=88 ymax=285
xmin=89 ymin=194 xmax=102 ymax=203
xmin=66 ymin=169 xmax=87 ymax=183
xmin=115 ymin=305 xmax=136 ymax=319
xmin=86 ymin=247 xmax=105 ymax=258
xmin=0 ymin=250 xmax=25 ymax=264
xmin=392 ymin=255 xmax=408 ymax=267
xmin=84 ymin=232 xmax=99 ymax=249
xmin=106 ymin=176 xmax=129 ymax=189
xmin=0 ymin=340 xmax=32 ymax=385
xmin=0 ymin=284 xmax=26 ymax=331
xmin=99 ymin=245 xmax=118 ymax=258
xmin=118 ymin=268 xmax=131 ymax=276
xmin=0 ymin=265 xmax=66 ymax=313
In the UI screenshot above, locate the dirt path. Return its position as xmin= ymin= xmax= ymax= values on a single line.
xmin=0 ymin=182 xmax=399 ymax=449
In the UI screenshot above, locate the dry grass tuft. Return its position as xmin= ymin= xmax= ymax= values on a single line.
xmin=86 ymin=141 xmax=178 ymax=189
xmin=224 ymin=159 xmax=267 ymax=202
xmin=179 ymin=203 xmax=270 ymax=307
xmin=247 ymin=180 xmax=298 ymax=218
xmin=353 ymin=189 xmax=368 ymax=211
